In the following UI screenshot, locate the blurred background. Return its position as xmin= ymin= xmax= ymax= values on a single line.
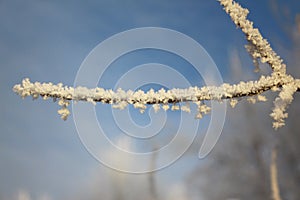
xmin=1 ymin=0 xmax=300 ymax=199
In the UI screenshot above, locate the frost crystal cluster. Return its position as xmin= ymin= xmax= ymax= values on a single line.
xmin=13 ymin=0 xmax=300 ymax=129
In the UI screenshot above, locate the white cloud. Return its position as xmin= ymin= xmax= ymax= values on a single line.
xmin=16 ymin=190 xmax=31 ymax=200
xmin=37 ymin=194 xmax=52 ymax=200
xmin=12 ymin=190 xmax=52 ymax=200
xmin=165 ymin=183 xmax=189 ymax=200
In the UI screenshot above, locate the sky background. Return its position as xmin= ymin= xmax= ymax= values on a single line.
xmin=1 ymin=0 xmax=299 ymax=200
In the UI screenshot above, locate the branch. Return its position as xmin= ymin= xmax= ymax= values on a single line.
xmin=12 ymin=0 xmax=300 ymax=129
xmin=219 ymin=0 xmax=286 ymax=74
xmin=13 ymin=74 xmax=300 ymax=122
xmin=270 ymin=147 xmax=282 ymax=200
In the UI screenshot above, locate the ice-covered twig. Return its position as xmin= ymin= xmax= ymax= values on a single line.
xmin=13 ymin=74 xmax=300 ymax=124
xmin=12 ymin=0 xmax=300 ymax=129
xmin=219 ymin=0 xmax=286 ymax=74
xmin=219 ymin=0 xmax=299 ymax=129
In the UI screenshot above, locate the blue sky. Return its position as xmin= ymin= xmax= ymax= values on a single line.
xmin=1 ymin=0 xmax=299 ymax=199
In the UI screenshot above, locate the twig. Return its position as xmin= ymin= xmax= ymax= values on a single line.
xmin=12 ymin=0 xmax=300 ymax=129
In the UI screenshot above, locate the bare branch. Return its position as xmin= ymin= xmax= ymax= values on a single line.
xmin=270 ymin=147 xmax=282 ymax=200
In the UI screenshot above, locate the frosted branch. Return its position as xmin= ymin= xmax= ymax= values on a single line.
xmin=12 ymin=0 xmax=300 ymax=129
xmin=219 ymin=0 xmax=299 ymax=129
xmin=219 ymin=0 xmax=286 ymax=74
xmin=13 ymin=75 xmax=300 ymax=124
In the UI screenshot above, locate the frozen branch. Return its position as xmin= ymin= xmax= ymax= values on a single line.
xmin=219 ymin=0 xmax=286 ymax=74
xmin=12 ymin=0 xmax=300 ymax=129
xmin=219 ymin=0 xmax=299 ymax=129
xmin=13 ymin=74 xmax=300 ymax=123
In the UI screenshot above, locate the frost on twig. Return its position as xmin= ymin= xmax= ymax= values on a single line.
xmin=219 ymin=0 xmax=299 ymax=129
xmin=219 ymin=0 xmax=286 ymax=74
xmin=12 ymin=0 xmax=300 ymax=129
xmin=13 ymin=74 xmax=300 ymax=126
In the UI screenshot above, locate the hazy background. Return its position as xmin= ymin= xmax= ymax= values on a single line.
xmin=1 ymin=0 xmax=299 ymax=199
